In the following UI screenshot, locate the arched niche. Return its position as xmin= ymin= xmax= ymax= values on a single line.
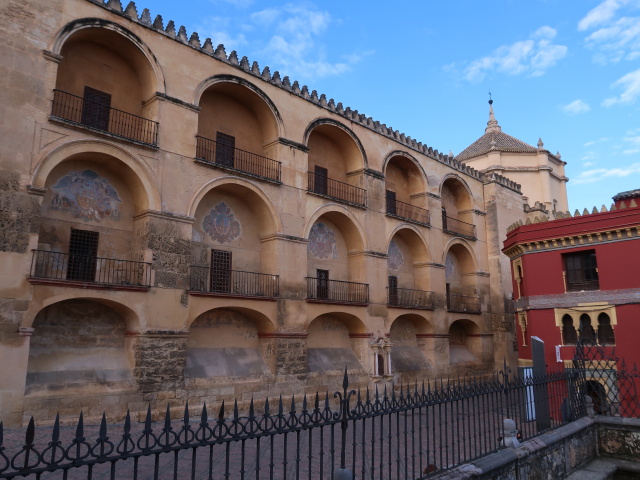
xmin=387 ymin=227 xmax=432 ymax=295
xmin=448 ymin=319 xmax=481 ymax=364
xmin=389 ymin=314 xmax=433 ymax=372
xmin=306 ymin=312 xmax=366 ymax=373
xmin=383 ymin=152 xmax=428 ymax=213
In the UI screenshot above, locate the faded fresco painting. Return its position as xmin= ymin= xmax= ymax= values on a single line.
xmin=308 ymin=222 xmax=338 ymax=259
xmin=50 ymin=170 xmax=121 ymax=222
xmin=202 ymin=202 xmax=241 ymax=244
xmin=387 ymin=240 xmax=404 ymax=271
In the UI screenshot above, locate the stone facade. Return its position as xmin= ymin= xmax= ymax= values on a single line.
xmin=0 ymin=0 xmax=545 ymax=427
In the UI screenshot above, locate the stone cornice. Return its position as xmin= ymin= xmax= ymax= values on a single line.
xmin=515 ymin=288 xmax=640 ymax=311
xmin=133 ymin=209 xmax=195 ymax=224
xmin=143 ymin=92 xmax=200 ymax=112
xmin=260 ymin=233 xmax=308 ymax=244
xmin=503 ymin=225 xmax=640 ymax=259
xmin=42 ymin=49 xmax=63 ymax=63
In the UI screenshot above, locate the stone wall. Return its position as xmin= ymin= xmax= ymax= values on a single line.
xmin=0 ymin=170 xmax=40 ymax=254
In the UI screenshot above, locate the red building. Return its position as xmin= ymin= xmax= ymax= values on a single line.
xmin=503 ymin=189 xmax=640 ymax=385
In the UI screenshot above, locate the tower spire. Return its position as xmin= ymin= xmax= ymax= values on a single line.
xmin=485 ymin=94 xmax=501 ymax=134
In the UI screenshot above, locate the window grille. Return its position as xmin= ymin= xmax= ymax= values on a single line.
xmin=67 ymin=229 xmax=99 ymax=282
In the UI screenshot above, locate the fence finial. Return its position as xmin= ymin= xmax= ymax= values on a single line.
xmin=500 ymin=418 xmax=521 ymax=448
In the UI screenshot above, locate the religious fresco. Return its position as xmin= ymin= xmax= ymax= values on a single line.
xmin=308 ymin=222 xmax=338 ymax=259
xmin=202 ymin=202 xmax=241 ymax=244
xmin=50 ymin=170 xmax=121 ymax=222
xmin=445 ymin=253 xmax=459 ymax=280
xmin=387 ymin=240 xmax=404 ymax=271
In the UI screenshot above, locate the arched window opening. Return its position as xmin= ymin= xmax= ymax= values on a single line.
xmin=579 ymin=314 xmax=596 ymax=344
xmin=597 ymin=313 xmax=615 ymax=345
xmin=562 ymin=314 xmax=577 ymax=345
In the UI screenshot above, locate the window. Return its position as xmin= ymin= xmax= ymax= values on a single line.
xmin=441 ymin=207 xmax=448 ymax=230
xmin=388 ymin=275 xmax=398 ymax=305
xmin=597 ymin=313 xmax=615 ymax=345
xmin=313 ymin=166 xmax=328 ymax=195
xmin=210 ymin=249 xmax=232 ymax=293
xmin=215 ymin=132 xmax=235 ymax=168
xmin=316 ymin=269 xmax=329 ymax=299
xmin=564 ymin=250 xmax=599 ymax=292
xmin=562 ymin=314 xmax=577 ymax=345
xmin=81 ymin=86 xmax=111 ymax=131
xmin=386 ymin=190 xmax=397 ymax=216
xmin=67 ymin=229 xmax=99 ymax=282
xmin=579 ymin=314 xmax=596 ymax=344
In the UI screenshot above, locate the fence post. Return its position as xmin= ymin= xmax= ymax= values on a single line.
xmin=333 ymin=368 xmax=354 ymax=480
xmin=500 ymin=418 xmax=521 ymax=448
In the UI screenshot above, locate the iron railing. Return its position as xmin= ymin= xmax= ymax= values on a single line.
xmin=387 ymin=199 xmax=430 ymax=225
xmin=388 ymin=287 xmax=435 ymax=309
xmin=447 ymin=293 xmax=481 ymax=313
xmin=306 ymin=277 xmax=369 ymax=304
xmin=28 ymin=249 xmax=152 ymax=288
xmin=50 ymin=89 xmax=158 ymax=146
xmin=195 ymin=135 xmax=282 ymax=183
xmin=307 ymin=171 xmax=367 ymax=207
xmin=0 ymin=367 xmax=584 ymax=480
xmin=566 ymin=280 xmax=600 ymax=292
xmin=442 ymin=215 xmax=476 ymax=239
xmin=189 ymin=265 xmax=279 ymax=298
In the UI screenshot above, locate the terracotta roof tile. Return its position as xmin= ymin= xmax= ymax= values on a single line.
xmin=456 ymin=131 xmax=538 ymax=162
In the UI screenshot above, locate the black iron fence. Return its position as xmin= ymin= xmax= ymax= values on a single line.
xmin=442 ymin=215 xmax=476 ymax=239
xmin=0 ymin=367 xmax=584 ymax=480
xmin=28 ymin=249 xmax=152 ymax=288
xmin=306 ymin=277 xmax=369 ymax=305
xmin=388 ymin=287 xmax=435 ymax=310
xmin=446 ymin=293 xmax=481 ymax=313
xmin=387 ymin=199 xmax=430 ymax=226
xmin=307 ymin=171 xmax=367 ymax=207
xmin=51 ymin=89 xmax=158 ymax=146
xmin=189 ymin=265 xmax=279 ymax=298
xmin=195 ymin=136 xmax=282 ymax=183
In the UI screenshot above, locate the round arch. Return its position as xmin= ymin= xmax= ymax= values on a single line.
xmin=188 ymin=176 xmax=281 ymax=236
xmin=25 ymin=295 xmax=141 ymax=332
xmin=193 ymin=74 xmax=283 ymax=140
xmin=442 ymin=237 xmax=479 ymax=271
xmin=51 ymin=18 xmax=165 ymax=97
xmin=306 ymin=311 xmax=367 ymax=334
xmin=439 ymin=174 xmax=475 ymax=210
xmin=304 ymin=204 xmax=367 ymax=252
xmin=32 ymin=139 xmax=161 ymax=212
xmin=383 ymin=150 xmax=428 ymax=190
xmin=388 ymin=313 xmax=433 ymax=335
xmin=186 ymin=306 xmax=276 ymax=334
xmin=304 ymin=118 xmax=368 ymax=170
xmin=387 ymin=224 xmax=432 ymax=264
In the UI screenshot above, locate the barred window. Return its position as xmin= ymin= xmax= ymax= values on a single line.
xmin=564 ymin=250 xmax=599 ymax=292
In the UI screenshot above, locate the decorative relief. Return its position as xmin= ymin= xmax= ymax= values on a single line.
xmin=202 ymin=202 xmax=241 ymax=244
xmin=50 ymin=170 xmax=121 ymax=222
xmin=308 ymin=222 xmax=337 ymax=259
xmin=387 ymin=240 xmax=404 ymax=271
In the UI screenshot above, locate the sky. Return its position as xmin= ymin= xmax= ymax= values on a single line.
xmin=145 ymin=0 xmax=640 ymax=211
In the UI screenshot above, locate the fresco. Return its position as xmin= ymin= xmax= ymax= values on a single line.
xmin=388 ymin=240 xmax=404 ymax=271
xmin=308 ymin=222 xmax=337 ymax=259
xmin=202 ymin=202 xmax=241 ymax=244
xmin=50 ymin=170 xmax=121 ymax=222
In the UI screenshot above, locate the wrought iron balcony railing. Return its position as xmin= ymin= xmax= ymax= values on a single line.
xmin=195 ymin=135 xmax=282 ymax=183
xmin=386 ymin=199 xmax=430 ymax=225
xmin=306 ymin=277 xmax=369 ymax=304
xmin=29 ymin=250 xmax=152 ymax=288
xmin=189 ymin=265 xmax=279 ymax=299
xmin=387 ymin=287 xmax=435 ymax=309
xmin=50 ymin=89 xmax=158 ymax=146
xmin=446 ymin=293 xmax=481 ymax=313
xmin=442 ymin=215 xmax=477 ymax=239
xmin=566 ymin=280 xmax=600 ymax=292
xmin=307 ymin=171 xmax=367 ymax=208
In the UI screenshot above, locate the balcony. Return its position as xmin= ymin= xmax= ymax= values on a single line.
xmin=50 ymin=89 xmax=158 ymax=147
xmin=28 ymin=250 xmax=152 ymax=289
xmin=446 ymin=293 xmax=481 ymax=314
xmin=442 ymin=215 xmax=476 ymax=240
xmin=388 ymin=287 xmax=434 ymax=310
xmin=306 ymin=277 xmax=369 ymax=305
xmin=386 ymin=199 xmax=430 ymax=226
xmin=189 ymin=265 xmax=279 ymax=299
xmin=195 ymin=136 xmax=282 ymax=183
xmin=566 ymin=280 xmax=600 ymax=292
xmin=307 ymin=171 xmax=366 ymax=208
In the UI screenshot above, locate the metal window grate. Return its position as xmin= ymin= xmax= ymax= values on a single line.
xmin=67 ymin=229 xmax=99 ymax=282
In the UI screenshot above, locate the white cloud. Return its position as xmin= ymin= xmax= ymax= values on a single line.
xmin=583 ymin=161 xmax=597 ymax=166
xmin=572 ymin=162 xmax=640 ymax=184
xmin=578 ymin=0 xmax=628 ymax=31
xmin=211 ymin=0 xmax=255 ymax=7
xmin=602 ymin=68 xmax=640 ymax=105
xmin=463 ymin=27 xmax=567 ymax=82
xmin=562 ymin=99 xmax=591 ymax=114
xmin=584 ymin=141 xmax=596 ymax=146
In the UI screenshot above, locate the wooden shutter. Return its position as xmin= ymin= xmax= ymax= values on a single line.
xmin=215 ymin=132 xmax=235 ymax=168
xmin=81 ymin=86 xmax=111 ymax=131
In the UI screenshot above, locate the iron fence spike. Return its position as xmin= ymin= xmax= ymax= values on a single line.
xmin=375 ymin=384 xmax=379 ymax=400
xmin=165 ymin=404 xmax=172 ymax=429
xmin=234 ymin=399 xmax=239 ymax=419
xmin=184 ymin=401 xmax=190 ymax=424
xmin=278 ymin=395 xmax=284 ymax=414
xmin=99 ymin=414 xmax=107 ymax=440
xmin=124 ymin=410 xmax=131 ymax=434
xmin=145 ymin=405 xmax=152 ymax=430
xmin=302 ymin=394 xmax=307 ymax=411
xmin=201 ymin=402 xmax=208 ymax=424
xmin=75 ymin=412 xmax=84 ymax=440
xmin=314 ymin=392 xmax=319 ymax=409
xmin=218 ymin=400 xmax=225 ymax=420
xmin=324 ymin=392 xmax=330 ymax=408
xmin=343 ymin=366 xmax=349 ymax=391
xmin=265 ymin=397 xmax=270 ymax=416
xmin=52 ymin=414 xmax=60 ymax=443
xmin=290 ymin=395 xmax=295 ymax=414
xmin=249 ymin=398 xmax=255 ymax=417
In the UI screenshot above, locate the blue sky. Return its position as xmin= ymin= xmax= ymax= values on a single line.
xmin=147 ymin=0 xmax=640 ymax=210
